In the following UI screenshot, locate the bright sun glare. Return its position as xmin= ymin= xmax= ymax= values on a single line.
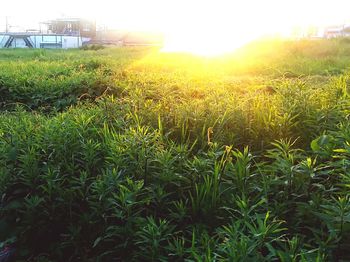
xmin=160 ymin=1 xmax=282 ymax=56
xmin=2 ymin=0 xmax=350 ymax=56
xmin=157 ymin=0 xmax=350 ymax=56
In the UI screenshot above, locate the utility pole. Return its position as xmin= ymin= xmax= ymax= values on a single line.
xmin=5 ymin=16 xmax=8 ymax=33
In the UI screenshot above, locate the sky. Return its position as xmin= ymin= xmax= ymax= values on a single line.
xmin=1 ymin=0 xmax=350 ymax=33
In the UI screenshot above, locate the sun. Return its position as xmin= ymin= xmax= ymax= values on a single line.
xmin=161 ymin=29 xmax=254 ymax=57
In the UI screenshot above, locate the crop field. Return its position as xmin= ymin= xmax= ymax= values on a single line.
xmin=0 ymin=39 xmax=350 ymax=261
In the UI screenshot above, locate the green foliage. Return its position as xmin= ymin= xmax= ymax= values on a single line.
xmin=80 ymin=44 xmax=106 ymax=51
xmin=0 ymin=40 xmax=350 ymax=261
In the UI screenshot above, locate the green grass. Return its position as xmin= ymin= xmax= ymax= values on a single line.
xmin=0 ymin=39 xmax=350 ymax=261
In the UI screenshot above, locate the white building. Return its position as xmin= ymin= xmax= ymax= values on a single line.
xmin=323 ymin=25 xmax=350 ymax=38
xmin=0 ymin=33 xmax=90 ymax=48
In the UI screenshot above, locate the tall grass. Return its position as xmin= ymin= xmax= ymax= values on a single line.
xmin=0 ymin=39 xmax=350 ymax=261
